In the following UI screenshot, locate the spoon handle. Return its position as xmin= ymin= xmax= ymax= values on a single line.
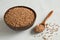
xmin=42 ymin=10 xmax=53 ymax=24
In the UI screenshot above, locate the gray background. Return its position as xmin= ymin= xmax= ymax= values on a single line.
xmin=0 ymin=0 xmax=60 ymax=40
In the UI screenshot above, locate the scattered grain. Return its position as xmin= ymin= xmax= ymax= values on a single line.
xmin=33 ymin=23 xmax=60 ymax=40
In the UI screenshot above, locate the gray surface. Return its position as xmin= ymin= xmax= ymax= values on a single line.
xmin=0 ymin=0 xmax=60 ymax=40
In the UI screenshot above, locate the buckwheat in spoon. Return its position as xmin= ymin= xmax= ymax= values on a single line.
xmin=34 ymin=10 xmax=53 ymax=33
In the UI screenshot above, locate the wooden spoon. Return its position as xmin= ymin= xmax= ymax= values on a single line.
xmin=34 ymin=10 xmax=53 ymax=33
